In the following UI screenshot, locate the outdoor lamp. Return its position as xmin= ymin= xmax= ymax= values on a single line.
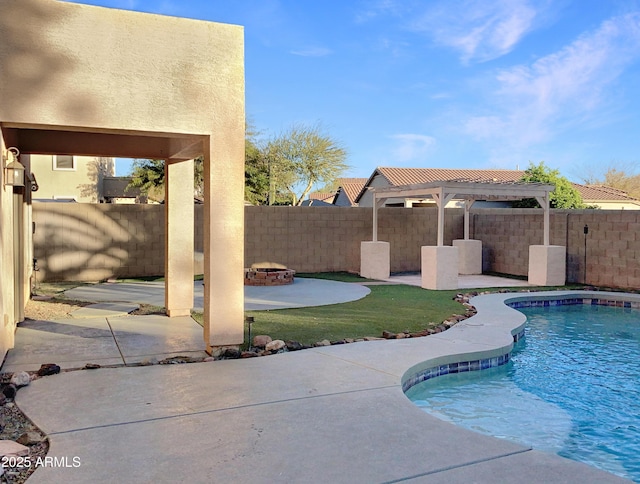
xmin=4 ymin=147 xmax=25 ymax=187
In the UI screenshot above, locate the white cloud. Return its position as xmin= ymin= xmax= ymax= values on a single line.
xmin=290 ymin=46 xmax=332 ymax=57
xmin=389 ymin=134 xmax=436 ymax=162
xmin=465 ymin=13 xmax=640 ymax=146
xmin=410 ymin=0 xmax=540 ymax=63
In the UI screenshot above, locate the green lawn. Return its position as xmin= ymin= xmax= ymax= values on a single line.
xmin=243 ymin=284 xmax=464 ymax=344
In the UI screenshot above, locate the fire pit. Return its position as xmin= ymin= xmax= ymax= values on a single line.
xmin=244 ymin=265 xmax=295 ymax=286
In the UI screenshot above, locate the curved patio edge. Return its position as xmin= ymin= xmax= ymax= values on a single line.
xmin=401 ymin=290 xmax=640 ymax=393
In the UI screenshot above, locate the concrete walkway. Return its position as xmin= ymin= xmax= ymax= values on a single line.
xmin=64 ymin=277 xmax=372 ymax=311
xmin=6 ymin=281 xmax=631 ymax=482
xmin=2 ymin=278 xmax=371 ymax=374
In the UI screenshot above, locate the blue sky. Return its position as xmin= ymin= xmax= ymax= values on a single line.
xmin=67 ymin=0 xmax=640 ymax=182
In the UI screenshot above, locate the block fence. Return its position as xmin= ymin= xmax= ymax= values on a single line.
xmin=32 ymin=204 xmax=640 ymax=290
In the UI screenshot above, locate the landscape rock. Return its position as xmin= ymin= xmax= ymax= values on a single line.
xmin=395 ymin=333 xmax=407 ymax=339
xmin=382 ymin=330 xmax=396 ymax=339
xmin=241 ymin=351 xmax=260 ymax=358
xmin=203 ymin=357 xmax=215 ymax=362
xmin=265 ymin=340 xmax=286 ymax=352
xmin=83 ymin=363 xmax=101 ymax=370
xmin=140 ymin=358 xmax=158 ymax=366
xmin=37 ymin=363 xmax=61 ymax=376
xmin=10 ymin=372 xmax=31 ymax=387
xmin=315 ymin=339 xmax=331 ymax=347
xmin=252 ymin=335 xmax=272 ymax=348
xmin=2 ymin=385 xmax=17 ymax=400
xmin=219 ymin=348 xmax=241 ymax=359
xmin=285 ymin=340 xmax=304 ymax=351
xmin=363 ymin=336 xmax=384 ymax=341
xmin=16 ymin=431 xmax=43 ymax=446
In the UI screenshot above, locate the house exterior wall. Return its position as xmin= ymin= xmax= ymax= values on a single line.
xmin=27 ymin=154 xmax=114 ymax=202
xmin=1 ymin=0 xmax=245 ymax=354
xmin=0 ymin=133 xmax=16 ymax=358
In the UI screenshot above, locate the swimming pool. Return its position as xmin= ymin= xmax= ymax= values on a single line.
xmin=406 ymin=302 xmax=640 ymax=481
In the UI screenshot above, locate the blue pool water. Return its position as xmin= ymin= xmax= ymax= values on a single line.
xmin=406 ymin=304 xmax=640 ymax=481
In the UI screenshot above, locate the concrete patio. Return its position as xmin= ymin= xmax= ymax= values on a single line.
xmin=3 ymin=281 xmax=631 ymax=482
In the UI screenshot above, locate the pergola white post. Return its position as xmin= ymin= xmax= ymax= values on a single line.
xmin=454 ymin=199 xmax=482 ymax=275
xmin=422 ymin=188 xmax=458 ymax=289
xmin=361 ymin=194 xmax=390 ymax=280
xmin=529 ymin=192 xmax=565 ymax=285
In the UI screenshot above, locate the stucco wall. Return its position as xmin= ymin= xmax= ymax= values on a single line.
xmin=0 ymin=0 xmax=243 ymax=137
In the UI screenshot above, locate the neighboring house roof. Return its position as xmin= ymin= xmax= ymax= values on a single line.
xmin=300 ymin=199 xmax=335 ymax=207
xmin=355 ymin=167 xmax=524 ymax=203
xmin=355 ymin=167 xmax=640 ymax=208
xmin=308 ymin=192 xmax=335 ymax=202
xmin=571 ymin=183 xmax=639 ymax=202
xmin=334 ymin=178 xmax=367 ymax=206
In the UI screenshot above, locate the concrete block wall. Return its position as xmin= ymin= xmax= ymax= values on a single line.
xmin=239 ymin=206 xmax=463 ymax=274
xmin=33 ymin=203 xmax=165 ymax=281
xmin=472 ymin=209 xmax=640 ymax=288
xmin=33 ymin=203 xmax=640 ymax=290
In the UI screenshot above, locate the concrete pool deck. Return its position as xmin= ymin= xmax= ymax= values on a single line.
xmin=10 ymin=285 xmax=634 ymax=482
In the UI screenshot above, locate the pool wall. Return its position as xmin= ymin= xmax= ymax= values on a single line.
xmin=401 ymin=290 xmax=640 ymax=393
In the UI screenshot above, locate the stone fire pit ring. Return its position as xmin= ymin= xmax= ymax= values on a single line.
xmin=245 ymin=263 xmax=295 ymax=286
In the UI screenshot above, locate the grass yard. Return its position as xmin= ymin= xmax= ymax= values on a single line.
xmin=243 ymin=284 xmax=464 ymax=345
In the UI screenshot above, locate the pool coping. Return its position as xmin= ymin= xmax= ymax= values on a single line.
xmin=401 ymin=290 xmax=640 ymax=392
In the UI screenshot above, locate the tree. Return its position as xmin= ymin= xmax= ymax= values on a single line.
xmin=128 ymin=157 xmax=203 ymax=202
xmin=265 ymin=123 xmax=349 ymax=206
xmin=600 ymin=166 xmax=640 ymax=200
xmin=514 ymin=161 xmax=585 ymax=209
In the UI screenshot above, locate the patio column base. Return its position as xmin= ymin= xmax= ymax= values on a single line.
xmin=360 ymin=241 xmax=390 ymax=280
xmin=452 ymin=239 xmax=482 ymax=275
xmin=421 ymin=246 xmax=458 ymax=290
xmin=528 ymin=245 xmax=566 ymax=286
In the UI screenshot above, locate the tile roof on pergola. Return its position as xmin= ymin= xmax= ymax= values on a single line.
xmin=369 ymin=179 xmax=555 ymax=246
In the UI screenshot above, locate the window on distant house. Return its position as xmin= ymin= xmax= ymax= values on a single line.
xmin=53 ymin=155 xmax=76 ymax=171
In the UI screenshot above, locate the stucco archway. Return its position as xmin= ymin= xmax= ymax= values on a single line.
xmin=0 ymin=0 xmax=245 ymax=358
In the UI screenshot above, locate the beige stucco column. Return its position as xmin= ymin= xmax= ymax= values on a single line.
xmin=165 ymin=159 xmax=194 ymax=317
xmin=203 ymin=130 xmax=245 ymax=352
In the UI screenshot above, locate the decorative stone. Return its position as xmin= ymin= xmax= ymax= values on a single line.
xmin=16 ymin=431 xmax=43 ymax=446
xmin=252 ymin=335 xmax=272 ymax=348
xmin=10 ymin=371 xmax=31 ymax=387
xmin=315 ymin=339 xmax=331 ymax=347
xmin=285 ymin=341 xmax=304 ymax=351
xmin=382 ymin=330 xmax=395 ymax=339
xmin=219 ymin=348 xmax=241 ymax=359
xmin=37 ymin=363 xmax=61 ymax=376
xmin=2 ymin=385 xmax=17 ymax=400
xmin=83 ymin=363 xmax=101 ymax=370
xmin=265 ymin=340 xmax=286 ymax=352
xmin=241 ymin=351 xmax=260 ymax=358
xmin=140 ymin=358 xmax=158 ymax=366
xmin=0 ymin=440 xmax=29 ymax=457
xmin=396 ymin=333 xmax=407 ymax=339
xmin=363 ymin=336 xmax=384 ymax=341
xmin=203 ymin=357 xmax=215 ymax=362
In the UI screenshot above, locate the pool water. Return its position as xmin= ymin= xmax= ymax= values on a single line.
xmin=406 ymin=304 xmax=640 ymax=481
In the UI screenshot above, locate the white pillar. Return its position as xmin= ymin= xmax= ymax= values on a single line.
xmin=165 ymin=159 xmax=194 ymax=317
xmin=203 ymin=129 xmax=245 ymax=351
xmin=528 ymin=245 xmax=566 ymax=286
xmin=360 ymin=241 xmax=390 ymax=280
xmin=421 ymin=246 xmax=458 ymax=290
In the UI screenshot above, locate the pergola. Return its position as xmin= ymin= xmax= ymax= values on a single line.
xmin=371 ymin=179 xmax=555 ymax=245
xmin=361 ymin=179 xmax=566 ymax=289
